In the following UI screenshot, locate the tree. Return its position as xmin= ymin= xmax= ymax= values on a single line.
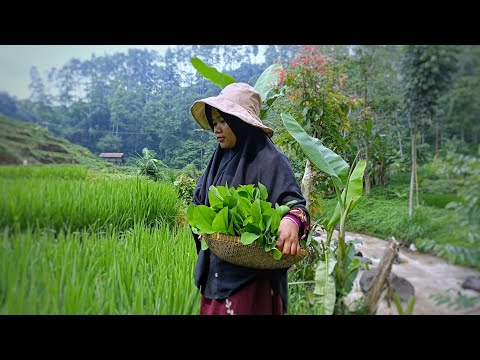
xmin=264 ymin=45 xmax=300 ymax=65
xmin=437 ymin=45 xmax=480 ymax=151
xmin=0 ymin=91 xmax=17 ymax=117
xmin=49 ymin=58 xmax=84 ymax=107
xmin=273 ymin=45 xmax=360 ymax=217
xmin=106 ymin=84 xmax=147 ymax=154
xmin=29 ymin=66 xmax=50 ymax=105
xmin=400 ymin=45 xmax=458 ymax=216
xmin=346 ymin=45 xmax=405 ymax=192
xmin=28 ymin=66 xmax=56 ymax=129
xmin=96 ymin=134 xmax=122 ymax=152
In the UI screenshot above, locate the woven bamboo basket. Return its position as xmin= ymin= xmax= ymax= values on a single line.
xmin=203 ymin=233 xmax=309 ymax=270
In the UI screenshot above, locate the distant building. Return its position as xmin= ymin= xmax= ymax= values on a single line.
xmin=99 ymin=152 xmax=124 ymax=164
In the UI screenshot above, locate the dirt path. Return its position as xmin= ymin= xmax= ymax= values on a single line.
xmin=313 ymin=231 xmax=480 ymax=315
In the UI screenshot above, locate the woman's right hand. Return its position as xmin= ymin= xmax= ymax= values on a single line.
xmin=276 ymin=218 xmax=300 ymax=257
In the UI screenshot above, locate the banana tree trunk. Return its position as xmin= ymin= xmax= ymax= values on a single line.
xmin=301 ymin=159 xmax=319 ymax=215
xmin=364 ymin=147 xmax=371 ymax=195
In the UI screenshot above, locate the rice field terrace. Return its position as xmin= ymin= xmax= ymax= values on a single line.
xmin=0 ymin=165 xmax=200 ymax=314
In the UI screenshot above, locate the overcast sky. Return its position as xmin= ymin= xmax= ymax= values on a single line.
xmin=0 ymin=45 xmax=177 ymax=100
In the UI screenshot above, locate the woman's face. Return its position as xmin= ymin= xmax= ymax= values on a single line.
xmin=211 ymin=107 xmax=237 ymax=149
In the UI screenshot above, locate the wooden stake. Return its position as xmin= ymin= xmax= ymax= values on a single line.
xmin=365 ymin=237 xmax=400 ymax=314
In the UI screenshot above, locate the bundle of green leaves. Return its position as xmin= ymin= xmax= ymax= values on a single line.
xmin=187 ymin=182 xmax=295 ymax=260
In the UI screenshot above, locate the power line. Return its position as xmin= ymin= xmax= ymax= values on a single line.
xmin=86 ymin=129 xmax=158 ymax=135
xmin=86 ymin=128 xmax=209 ymax=136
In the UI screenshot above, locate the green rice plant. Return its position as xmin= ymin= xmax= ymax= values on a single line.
xmin=0 ymin=165 xmax=88 ymax=180
xmin=0 ymin=223 xmax=200 ymax=314
xmin=1 ymin=177 xmax=181 ymax=232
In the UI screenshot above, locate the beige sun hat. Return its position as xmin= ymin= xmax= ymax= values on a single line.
xmin=190 ymin=82 xmax=274 ymax=138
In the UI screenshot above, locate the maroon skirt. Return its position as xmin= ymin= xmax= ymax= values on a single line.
xmin=200 ymin=276 xmax=285 ymax=315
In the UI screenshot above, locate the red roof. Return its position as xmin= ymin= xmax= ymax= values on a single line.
xmin=99 ymin=153 xmax=124 ymax=158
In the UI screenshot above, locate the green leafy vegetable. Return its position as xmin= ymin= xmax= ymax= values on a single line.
xmin=187 ymin=182 xmax=303 ymax=259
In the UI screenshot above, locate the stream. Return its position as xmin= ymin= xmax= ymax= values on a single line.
xmin=313 ymin=230 xmax=480 ymax=315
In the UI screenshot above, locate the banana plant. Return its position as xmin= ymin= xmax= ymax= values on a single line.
xmin=190 ymin=57 xmax=236 ymax=89
xmin=281 ymin=112 xmax=366 ymax=315
xmin=190 ymin=58 xmax=283 ymax=120
xmin=253 ymin=63 xmax=283 ymax=120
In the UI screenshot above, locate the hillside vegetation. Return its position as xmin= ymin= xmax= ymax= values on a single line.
xmin=0 ymin=115 xmax=103 ymax=166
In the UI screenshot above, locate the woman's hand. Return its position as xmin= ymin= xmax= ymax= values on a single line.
xmin=276 ymin=218 xmax=300 ymax=257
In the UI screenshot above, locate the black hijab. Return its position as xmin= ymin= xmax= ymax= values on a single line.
xmin=193 ymin=104 xmax=308 ymax=218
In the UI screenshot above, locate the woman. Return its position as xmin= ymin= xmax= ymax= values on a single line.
xmin=190 ymin=82 xmax=310 ymax=315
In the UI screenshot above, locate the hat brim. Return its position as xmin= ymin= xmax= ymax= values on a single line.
xmin=191 ymin=97 xmax=274 ymax=138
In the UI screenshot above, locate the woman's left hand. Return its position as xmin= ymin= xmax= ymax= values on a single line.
xmin=276 ymin=218 xmax=300 ymax=257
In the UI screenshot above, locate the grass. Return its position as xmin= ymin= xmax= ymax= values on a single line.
xmin=421 ymin=193 xmax=459 ymax=208
xmin=1 ymin=177 xmax=181 ymax=232
xmin=0 ymin=164 xmax=88 ymax=180
xmin=0 ymin=222 xmax=200 ymax=314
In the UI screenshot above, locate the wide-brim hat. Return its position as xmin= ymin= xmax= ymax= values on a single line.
xmin=190 ymin=82 xmax=274 ymax=138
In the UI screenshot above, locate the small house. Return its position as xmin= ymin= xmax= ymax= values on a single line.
xmin=99 ymin=152 xmax=124 ymax=164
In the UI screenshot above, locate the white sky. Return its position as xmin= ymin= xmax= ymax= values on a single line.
xmin=0 ymin=45 xmax=177 ymax=99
